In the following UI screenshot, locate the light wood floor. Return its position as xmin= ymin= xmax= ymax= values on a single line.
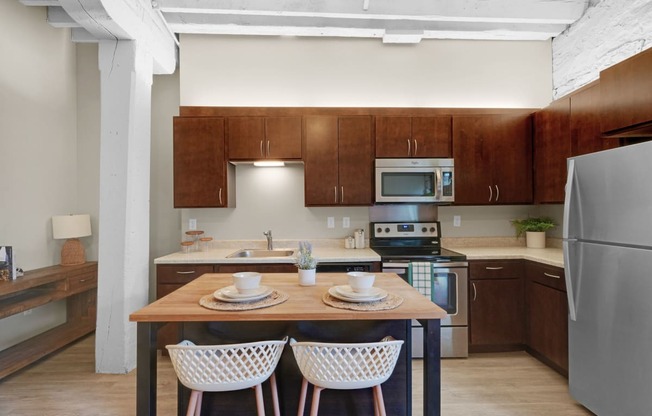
xmin=0 ymin=335 xmax=591 ymax=415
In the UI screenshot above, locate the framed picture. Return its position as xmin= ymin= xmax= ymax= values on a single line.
xmin=0 ymin=246 xmax=16 ymax=281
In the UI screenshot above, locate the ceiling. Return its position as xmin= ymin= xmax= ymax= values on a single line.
xmin=22 ymin=0 xmax=590 ymax=44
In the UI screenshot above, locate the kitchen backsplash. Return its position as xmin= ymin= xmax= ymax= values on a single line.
xmin=181 ymin=164 xmax=564 ymax=243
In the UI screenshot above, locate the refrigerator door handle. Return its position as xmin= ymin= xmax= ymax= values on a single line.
xmin=563 ymin=239 xmax=578 ymax=321
xmin=563 ymin=159 xmax=575 ymax=240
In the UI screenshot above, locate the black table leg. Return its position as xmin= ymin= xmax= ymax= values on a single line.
xmin=422 ymin=319 xmax=441 ymax=416
xmin=137 ymin=322 xmax=158 ymax=416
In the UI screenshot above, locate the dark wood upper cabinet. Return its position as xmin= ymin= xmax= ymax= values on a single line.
xmin=338 ymin=116 xmax=374 ymax=205
xmin=570 ymin=84 xmax=619 ymax=156
xmin=533 ymin=98 xmax=571 ymax=204
xmin=173 ymin=117 xmax=232 ymax=208
xmin=304 ymin=116 xmax=373 ymax=206
xmin=376 ymin=116 xmax=451 ymax=158
xmin=227 ymin=116 xmax=302 ymax=160
xmin=600 ymin=47 xmax=652 ymax=137
xmin=303 ymin=116 xmax=340 ymax=206
xmin=453 ymin=114 xmax=532 ymax=205
xmin=534 ymin=83 xmax=621 ymax=204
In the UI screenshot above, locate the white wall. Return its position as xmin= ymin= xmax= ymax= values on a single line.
xmin=180 ymin=35 xmax=552 ymax=108
xmin=552 ymin=0 xmax=652 ymax=98
xmin=0 ymin=2 xmax=78 ymax=350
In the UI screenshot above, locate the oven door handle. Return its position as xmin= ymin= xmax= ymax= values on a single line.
xmin=382 ymin=262 xmax=411 ymax=268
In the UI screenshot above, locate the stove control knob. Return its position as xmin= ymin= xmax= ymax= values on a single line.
xmin=421 ymin=227 xmax=427 ymax=233
xmin=385 ymin=227 xmax=390 ymax=233
xmin=376 ymin=227 xmax=382 ymax=234
xmin=430 ymin=227 xmax=436 ymax=233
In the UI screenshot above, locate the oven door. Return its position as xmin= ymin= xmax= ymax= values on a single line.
xmin=382 ymin=261 xmax=467 ymax=327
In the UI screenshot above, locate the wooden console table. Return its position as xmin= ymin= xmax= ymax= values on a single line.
xmin=0 ymin=262 xmax=97 ymax=379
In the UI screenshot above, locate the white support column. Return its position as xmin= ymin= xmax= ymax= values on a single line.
xmin=95 ymin=39 xmax=153 ymax=373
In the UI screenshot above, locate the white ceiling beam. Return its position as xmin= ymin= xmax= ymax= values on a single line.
xmin=57 ymin=0 xmax=176 ymax=74
xmin=47 ymin=6 xmax=80 ymax=28
xmin=19 ymin=0 xmax=60 ymax=6
xmin=163 ymin=13 xmax=568 ymax=41
xmin=156 ymin=0 xmax=588 ymax=24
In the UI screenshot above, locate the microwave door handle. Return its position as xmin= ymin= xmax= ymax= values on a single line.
xmin=435 ymin=169 xmax=442 ymax=200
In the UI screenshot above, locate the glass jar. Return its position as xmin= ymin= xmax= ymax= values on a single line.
xmin=199 ymin=237 xmax=213 ymax=251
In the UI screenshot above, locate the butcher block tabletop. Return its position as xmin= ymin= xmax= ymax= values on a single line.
xmin=130 ymin=272 xmax=446 ymax=322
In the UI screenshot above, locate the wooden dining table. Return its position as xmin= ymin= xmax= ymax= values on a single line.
xmin=129 ymin=272 xmax=446 ymax=416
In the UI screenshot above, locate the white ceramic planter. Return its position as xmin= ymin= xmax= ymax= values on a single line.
xmin=526 ymin=231 xmax=546 ymax=248
xmin=298 ymin=268 xmax=316 ymax=286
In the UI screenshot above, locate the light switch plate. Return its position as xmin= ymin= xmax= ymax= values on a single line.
xmin=453 ymin=215 xmax=461 ymax=227
xmin=343 ymin=217 xmax=350 ymax=228
xmin=327 ymin=217 xmax=335 ymax=228
xmin=189 ymin=219 xmax=197 ymax=230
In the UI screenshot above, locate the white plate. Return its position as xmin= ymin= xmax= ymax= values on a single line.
xmin=328 ymin=286 xmax=388 ymax=303
xmin=335 ymin=285 xmax=385 ymax=299
xmin=214 ymin=285 xmax=272 ymax=302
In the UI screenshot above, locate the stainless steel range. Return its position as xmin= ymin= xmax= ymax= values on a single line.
xmin=370 ymin=221 xmax=468 ymax=358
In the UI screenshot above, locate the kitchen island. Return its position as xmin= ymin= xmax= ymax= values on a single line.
xmin=130 ymin=272 xmax=446 ymax=416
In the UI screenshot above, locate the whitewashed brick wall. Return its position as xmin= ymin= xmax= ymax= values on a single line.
xmin=552 ymin=0 xmax=652 ymax=99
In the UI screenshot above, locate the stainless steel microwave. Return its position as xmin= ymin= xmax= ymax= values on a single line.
xmin=375 ymin=158 xmax=454 ymax=203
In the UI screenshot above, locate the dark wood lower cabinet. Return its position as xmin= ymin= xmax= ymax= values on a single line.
xmin=470 ymin=279 xmax=524 ymax=350
xmin=469 ymin=260 xmax=524 ymax=351
xmin=525 ymin=262 xmax=569 ymax=375
xmin=468 ymin=259 xmax=569 ymax=376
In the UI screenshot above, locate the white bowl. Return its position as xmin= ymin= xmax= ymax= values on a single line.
xmin=232 ymin=272 xmax=262 ymax=294
xmin=347 ymin=272 xmax=376 ymax=294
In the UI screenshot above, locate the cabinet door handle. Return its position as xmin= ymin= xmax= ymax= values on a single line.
xmin=407 ymin=139 xmax=411 ymax=156
xmin=334 ymin=186 xmax=338 ymax=203
xmin=495 ymin=185 xmax=500 ymax=202
xmin=544 ymin=272 xmax=561 ymax=279
xmin=267 ymin=140 xmax=270 ymax=157
xmin=472 ymin=282 xmax=477 ymax=301
xmin=260 ymin=140 xmax=264 ymax=157
xmin=488 ymin=185 xmax=493 ymax=202
xmin=176 ymin=271 xmax=196 ymax=275
xmin=341 ymin=186 xmax=344 ymax=204
xmin=79 ymin=279 xmax=87 ymax=283
xmin=413 ymin=139 xmax=418 ymax=157
xmin=485 ymin=266 xmax=504 ymax=270
xmin=219 ymin=188 xmax=223 ymax=205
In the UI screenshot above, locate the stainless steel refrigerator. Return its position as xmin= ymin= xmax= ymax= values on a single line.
xmin=564 ymin=141 xmax=652 ymax=415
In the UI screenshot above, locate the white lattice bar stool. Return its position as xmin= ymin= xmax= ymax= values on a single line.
xmin=166 ymin=337 xmax=288 ymax=416
xmin=290 ymin=336 xmax=404 ymax=416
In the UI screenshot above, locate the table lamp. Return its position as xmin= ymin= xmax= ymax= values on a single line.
xmin=52 ymin=214 xmax=92 ymax=266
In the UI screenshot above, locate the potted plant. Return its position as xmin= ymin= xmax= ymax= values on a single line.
xmin=295 ymin=241 xmax=318 ymax=286
xmin=510 ymin=216 xmax=556 ymax=248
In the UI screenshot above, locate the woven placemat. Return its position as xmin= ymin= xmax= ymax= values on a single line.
xmin=199 ymin=290 xmax=289 ymax=311
xmin=322 ymin=292 xmax=404 ymax=311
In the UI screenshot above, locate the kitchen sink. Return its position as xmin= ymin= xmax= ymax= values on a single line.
xmin=226 ymin=249 xmax=296 ymax=258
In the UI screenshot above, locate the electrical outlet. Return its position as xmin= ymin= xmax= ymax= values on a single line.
xmin=327 ymin=217 xmax=335 ymax=228
xmin=343 ymin=217 xmax=350 ymax=228
xmin=453 ymin=215 xmax=461 ymax=227
xmin=189 ymin=219 xmax=197 ymax=230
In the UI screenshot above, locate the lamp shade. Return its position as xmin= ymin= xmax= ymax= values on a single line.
xmin=52 ymin=214 xmax=92 ymax=239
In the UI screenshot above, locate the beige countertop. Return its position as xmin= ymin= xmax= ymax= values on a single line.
xmin=154 ymin=241 xmax=381 ymax=265
xmin=155 ymin=239 xmax=563 ymax=268
xmin=450 ymin=246 xmax=564 ymax=268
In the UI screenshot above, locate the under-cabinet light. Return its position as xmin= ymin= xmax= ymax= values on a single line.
xmin=253 ymin=161 xmax=285 ymax=167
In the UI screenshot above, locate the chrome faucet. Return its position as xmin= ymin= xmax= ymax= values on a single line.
xmin=263 ymin=230 xmax=273 ymax=250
